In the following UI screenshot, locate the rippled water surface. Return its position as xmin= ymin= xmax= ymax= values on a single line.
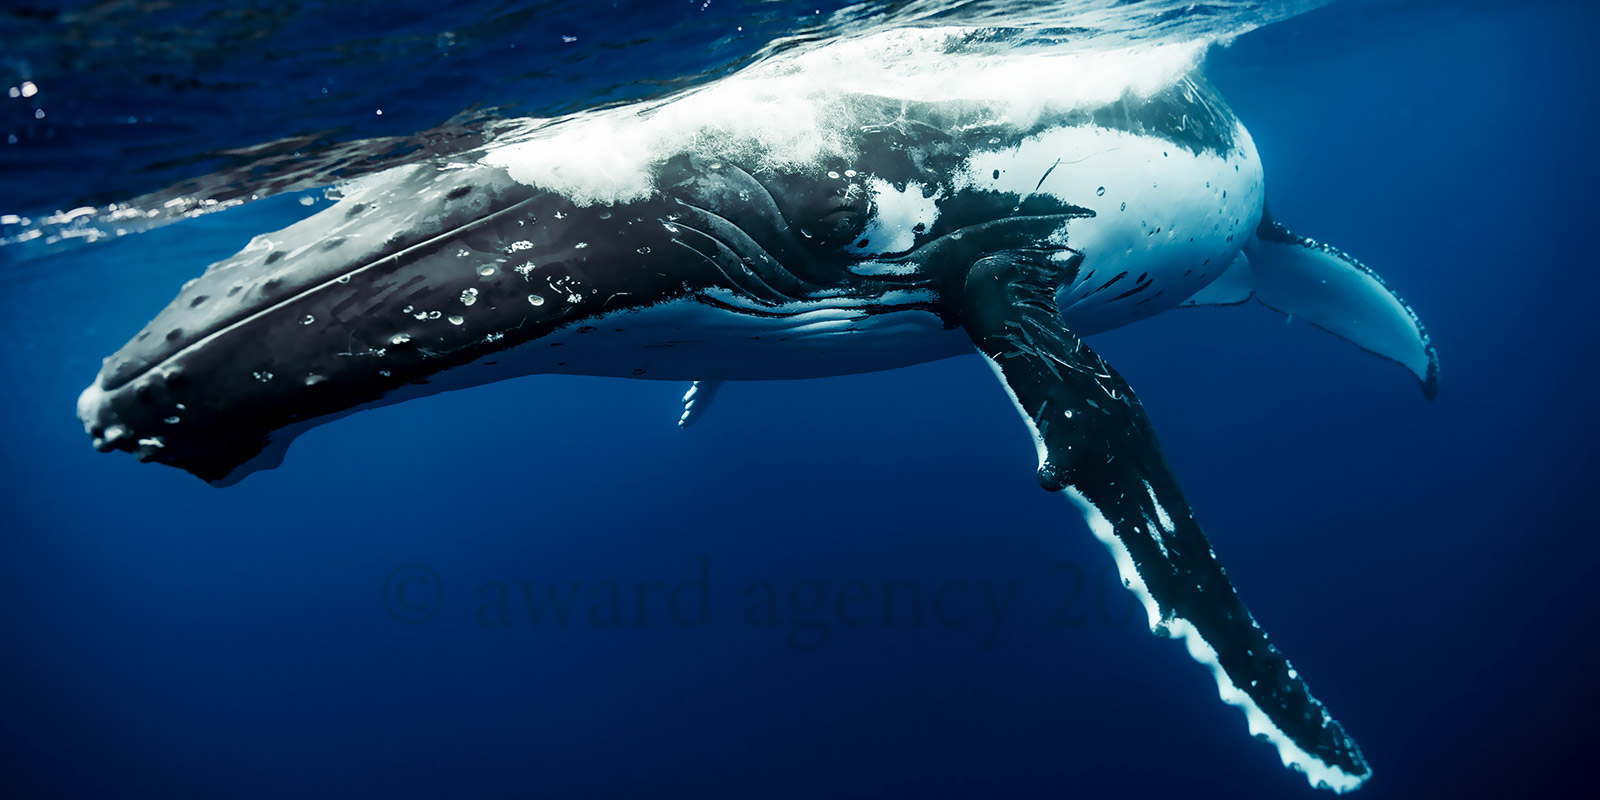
xmin=2 ymin=0 xmax=1335 ymax=257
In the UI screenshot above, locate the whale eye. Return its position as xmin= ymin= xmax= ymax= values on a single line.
xmin=798 ymin=204 xmax=866 ymax=251
xmin=820 ymin=206 xmax=862 ymax=234
xmin=799 ymin=188 xmax=869 ymax=250
xmin=757 ymin=166 xmax=874 ymax=253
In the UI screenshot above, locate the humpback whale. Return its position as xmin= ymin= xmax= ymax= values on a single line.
xmin=75 ymin=60 xmax=1433 ymax=793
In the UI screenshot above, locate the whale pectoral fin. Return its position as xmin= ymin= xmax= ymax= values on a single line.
xmin=1242 ymin=213 xmax=1439 ymax=399
xmin=959 ymin=251 xmax=1372 ymax=793
xmin=677 ymin=380 xmax=724 ymax=428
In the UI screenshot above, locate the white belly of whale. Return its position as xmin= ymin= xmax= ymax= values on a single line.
xmin=962 ymin=118 xmax=1265 ymax=333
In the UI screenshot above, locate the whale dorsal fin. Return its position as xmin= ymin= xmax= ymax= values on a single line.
xmin=677 ymin=380 xmax=724 ymax=428
xmin=1183 ymin=211 xmax=1439 ymax=399
xmin=959 ymin=249 xmax=1372 ymax=793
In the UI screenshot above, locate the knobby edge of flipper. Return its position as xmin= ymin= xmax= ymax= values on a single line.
xmin=959 ymin=248 xmax=1372 ymax=793
xmin=678 ymin=380 xmax=724 ymax=428
xmin=1183 ymin=209 xmax=1439 ymax=401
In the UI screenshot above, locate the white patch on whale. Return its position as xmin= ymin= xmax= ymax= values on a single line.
xmin=846 ymin=178 xmax=941 ymax=257
xmin=955 ymin=115 xmax=1264 ymax=333
xmin=481 ymin=33 xmax=1209 ymax=208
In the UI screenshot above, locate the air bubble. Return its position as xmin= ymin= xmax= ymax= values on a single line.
xmin=300 ymin=314 xmax=315 ymax=325
xmin=1096 ymin=186 xmax=1106 ymax=196
xmin=428 ymin=311 xmax=441 ymax=320
xmin=636 ymin=246 xmax=651 ymax=255
xmin=390 ymin=333 xmax=412 ymax=345
xmin=827 ymin=171 xmax=840 ymax=179
xmin=164 ymin=416 xmax=180 ymax=425
xmin=477 ymin=265 xmax=497 ymax=277
xmin=486 ymin=332 xmax=504 ymax=343
xmin=253 ymin=371 xmax=274 ymax=382
xmin=574 ymin=242 xmax=588 ymax=249
xmin=448 ymin=315 xmax=464 ymax=325
xmin=527 ymin=294 xmax=545 ymax=307
xmin=305 ymin=375 xmax=327 ymax=386
xmin=402 ymin=305 xmax=414 ymax=314
xmin=460 ymin=287 xmax=479 ymax=306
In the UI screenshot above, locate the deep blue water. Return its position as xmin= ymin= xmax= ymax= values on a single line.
xmin=3 ymin=1 xmax=1598 ymax=797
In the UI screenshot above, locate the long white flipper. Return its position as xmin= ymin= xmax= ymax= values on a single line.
xmin=961 ymin=248 xmax=1372 ymax=793
xmin=677 ymin=380 xmax=724 ymax=428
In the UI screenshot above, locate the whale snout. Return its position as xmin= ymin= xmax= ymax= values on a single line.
xmin=74 ymin=160 xmax=540 ymax=482
xmin=79 ymin=382 xmax=136 ymax=456
xmin=78 ymin=354 xmax=291 ymax=483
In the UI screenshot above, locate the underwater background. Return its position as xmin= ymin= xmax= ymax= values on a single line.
xmin=2 ymin=0 xmax=1596 ymax=797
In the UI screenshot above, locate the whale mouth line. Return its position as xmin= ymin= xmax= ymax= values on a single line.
xmin=97 ymin=195 xmax=540 ymax=396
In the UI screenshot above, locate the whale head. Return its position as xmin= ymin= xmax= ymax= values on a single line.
xmin=73 ymin=152 xmax=885 ymax=483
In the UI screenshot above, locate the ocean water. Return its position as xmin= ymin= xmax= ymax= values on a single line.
xmin=1 ymin=0 xmax=1596 ymax=797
